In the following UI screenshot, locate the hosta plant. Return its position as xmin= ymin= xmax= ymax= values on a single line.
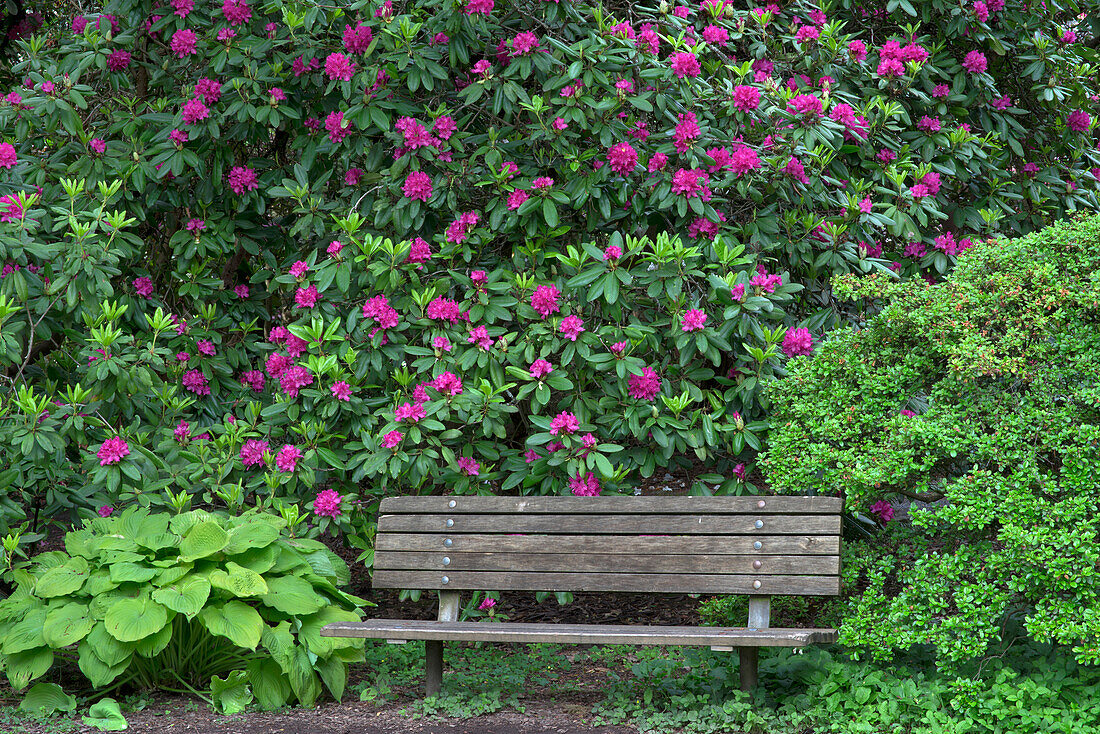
xmin=0 ymin=507 xmax=368 ymax=711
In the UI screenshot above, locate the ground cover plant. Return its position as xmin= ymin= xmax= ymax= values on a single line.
xmin=764 ymin=213 xmax=1100 ymax=667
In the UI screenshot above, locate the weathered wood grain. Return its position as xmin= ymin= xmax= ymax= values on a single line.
xmin=321 ymin=619 xmax=838 ymax=647
xmin=380 ymin=495 xmax=841 ymax=515
xmin=371 ymin=570 xmax=841 ymax=595
xmin=376 ymin=533 xmax=840 ymax=555
xmin=379 ymin=513 xmax=841 ymax=536
xmin=373 ymin=551 xmax=840 ymax=576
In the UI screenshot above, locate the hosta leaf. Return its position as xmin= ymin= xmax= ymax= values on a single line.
xmin=83 ymin=697 xmax=128 ymax=731
xmin=211 ymin=670 xmax=253 ymax=714
xmin=35 ymin=556 xmax=89 ymax=598
xmin=152 ymin=576 xmax=210 ymax=619
xmin=104 ymin=596 xmax=168 ymax=642
xmin=77 ymin=641 xmax=131 ymax=687
xmin=169 ymin=509 xmax=215 ymax=536
xmin=286 ymin=645 xmax=321 ymax=708
xmin=209 ymin=562 xmax=268 ymax=598
xmin=85 ymin=623 xmax=134 ymax=667
xmin=135 ymin=533 xmax=177 ymax=552
xmin=224 ymin=523 xmax=279 ymax=555
xmin=299 ymin=608 xmax=361 ymax=657
xmin=247 ymin=659 xmax=291 ymax=711
xmin=153 ymin=564 xmax=192 ymax=587
xmin=261 ymin=575 xmax=325 ymax=616
xmin=109 ymin=562 xmax=157 ymax=584
xmin=4 ymin=647 xmax=53 ymax=690
xmin=43 ymin=602 xmax=94 ymax=648
xmin=316 ymin=654 xmax=347 ymax=701
xmin=83 ymin=569 xmax=120 ymax=596
xmin=231 ymin=545 xmax=279 ymax=574
xmin=19 ymin=682 xmax=77 ymax=715
xmin=135 ymin=622 xmax=173 ymax=658
xmin=3 ymin=608 xmax=47 ymax=654
xmin=179 ymin=521 xmax=229 ymax=562
xmin=198 ymin=600 xmax=263 ymax=650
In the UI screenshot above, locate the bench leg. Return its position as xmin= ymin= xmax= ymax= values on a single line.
xmin=425 ymin=641 xmax=443 ymax=696
xmin=737 ymin=647 xmax=758 ymax=691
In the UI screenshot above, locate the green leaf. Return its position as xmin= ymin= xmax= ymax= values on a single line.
xmin=135 ymin=622 xmax=173 ymax=658
xmin=247 ymin=658 xmax=292 ymax=711
xmin=211 ymin=670 xmax=254 ymax=715
xmin=109 ymin=562 xmax=157 ymax=584
xmin=542 ymin=198 xmax=559 ymax=227
xmin=298 ymin=608 xmax=361 ymax=657
xmin=83 ymin=698 xmax=128 ymax=731
xmin=261 ymin=575 xmax=326 ymax=616
xmin=180 ymin=521 xmax=230 ymax=562
xmin=35 ymin=556 xmax=89 ymax=597
xmin=19 ymin=682 xmax=76 ymax=715
xmin=84 ymin=623 xmax=133 ymax=667
xmin=224 ymin=523 xmax=280 ymax=555
xmin=199 ymin=600 xmax=264 ymax=650
xmin=4 ymin=647 xmax=53 ymax=690
xmin=104 ymin=596 xmax=169 ymax=643
xmin=151 ymin=576 xmax=211 ymax=619
xmin=315 ymin=655 xmax=347 ymax=701
xmin=77 ymin=641 xmax=130 ymax=687
xmin=209 ymin=562 xmax=269 ymax=598
xmin=3 ymin=608 xmax=47 ymax=654
xmin=43 ymin=602 xmax=94 ymax=648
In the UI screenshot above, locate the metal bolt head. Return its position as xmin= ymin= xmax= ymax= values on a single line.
xmin=448 ymin=500 xmax=457 ymax=508
xmin=753 ymin=541 xmax=762 ymax=550
xmin=754 ymin=520 xmax=764 ymax=529
xmin=753 ymin=560 xmax=762 ymax=569
xmin=442 ymin=557 xmax=451 ymax=565
xmin=446 ymin=519 xmax=454 ymax=527
xmin=444 ymin=538 xmax=453 ymax=547
xmin=757 ymin=500 xmax=766 ymax=509
xmin=752 ymin=580 xmax=762 ymax=589
xmin=441 ymin=576 xmax=449 ymax=584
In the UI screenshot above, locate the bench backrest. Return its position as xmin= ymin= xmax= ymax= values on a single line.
xmin=373 ymin=496 xmax=842 ymax=597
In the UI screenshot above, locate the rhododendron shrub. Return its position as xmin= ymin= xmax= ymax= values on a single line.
xmin=762 ymin=215 xmax=1100 ymax=666
xmin=0 ymin=0 xmax=1098 ymax=544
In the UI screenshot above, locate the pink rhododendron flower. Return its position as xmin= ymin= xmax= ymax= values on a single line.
xmin=530 ymin=359 xmax=553 ymax=379
xmin=289 ymin=260 xmax=309 ymax=278
xmin=133 ymin=276 xmax=154 ymax=298
xmin=670 ymin=52 xmax=701 ymax=78
xmin=182 ymin=97 xmax=209 ymax=125
xmin=406 ymin=237 xmax=432 ymax=264
xmin=344 ymin=23 xmax=373 ymax=53
xmin=325 ymin=52 xmax=356 ymax=81
xmin=550 ymin=411 xmax=579 ymax=435
xmin=182 ymin=369 xmax=211 ymax=395
xmin=648 ymin=152 xmax=668 ymax=172
xmin=170 ymin=29 xmax=198 ymax=57
xmin=279 ymin=365 xmax=314 ymax=398
xmin=325 ymin=110 xmax=352 ymax=143
xmin=295 ymin=285 xmax=319 ymax=308
xmin=870 ymin=500 xmax=894 ymax=523
xmin=570 ymin=471 xmax=601 ymax=497
xmin=604 ymin=245 xmax=622 ymax=261
xmin=276 ymin=444 xmax=302 ymax=472
xmin=848 ymin=40 xmax=867 ymax=61
xmin=222 ymin=0 xmax=251 ymax=25
xmin=403 ymin=171 xmax=433 ymax=201
xmin=457 ymin=456 xmax=480 ymax=476
xmin=681 ymin=309 xmax=707 ymax=332
xmin=782 ymin=327 xmax=814 ymax=357
xmin=395 ymin=401 xmax=425 ymax=423
xmin=446 ymin=211 xmax=479 ymax=244
xmin=239 ymin=369 xmax=264 ymax=392
xmin=628 ymin=367 xmax=661 ymax=401
xmin=1068 ymin=110 xmax=1091 ymax=132
xmin=196 ymin=339 xmax=216 ymax=356
xmin=467 ymin=325 xmax=493 ymax=350
xmin=227 ymin=166 xmax=258 ymax=194
xmin=789 ymin=94 xmax=823 ymax=118
xmin=531 ymin=285 xmax=560 ymax=318
xmin=478 ymin=597 xmax=496 ymax=611
xmin=702 ymin=24 xmax=728 ymax=45
xmin=345 ymin=167 xmax=363 ymax=185
xmin=433 ymin=336 xmax=452 ymax=352
xmin=382 ymin=430 xmax=403 ymax=448
xmin=240 ymin=439 xmax=269 ymax=467
xmin=98 ymin=505 xmax=114 ymax=517
xmin=607 ymin=142 xmax=638 ymax=175
xmin=97 ymin=436 xmax=130 ymax=466
xmin=426 ymin=297 xmax=466 ymax=324
xmin=433 ymin=371 xmax=464 ymax=396
xmin=331 ymin=381 xmax=352 ymax=401
xmin=559 ymin=315 xmax=585 ymax=341
xmin=314 ymin=488 xmax=343 ymax=517
xmin=0 ymin=143 xmax=17 ymax=169
xmin=962 ymin=50 xmax=987 ymax=74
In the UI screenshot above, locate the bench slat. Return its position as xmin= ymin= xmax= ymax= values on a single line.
xmin=372 ymin=570 xmax=840 ymax=596
xmin=320 ymin=619 xmax=838 ymax=647
xmin=379 ymin=513 xmax=841 ymax=536
xmin=380 ymin=496 xmax=842 ymax=515
xmin=375 ymin=551 xmax=840 ymax=576
xmin=376 ymin=533 xmax=840 ymax=556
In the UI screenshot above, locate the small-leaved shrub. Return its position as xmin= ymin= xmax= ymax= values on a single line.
xmin=763 ymin=213 xmax=1100 ymax=666
xmin=0 ymin=508 xmax=368 ymax=710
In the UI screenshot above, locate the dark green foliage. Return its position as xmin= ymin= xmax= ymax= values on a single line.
xmin=763 ymin=214 xmax=1100 ymax=665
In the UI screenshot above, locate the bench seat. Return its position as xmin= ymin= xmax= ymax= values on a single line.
xmin=322 ymin=619 xmax=838 ymax=647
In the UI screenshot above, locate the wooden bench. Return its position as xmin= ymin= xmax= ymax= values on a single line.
xmin=321 ymin=495 xmax=841 ymax=695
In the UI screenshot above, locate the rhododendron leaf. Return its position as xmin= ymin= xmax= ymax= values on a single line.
xmin=179 ymin=521 xmax=229 ymax=562
xmin=42 ymin=602 xmax=94 ymax=648
xmin=151 ymin=576 xmax=210 ymax=620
